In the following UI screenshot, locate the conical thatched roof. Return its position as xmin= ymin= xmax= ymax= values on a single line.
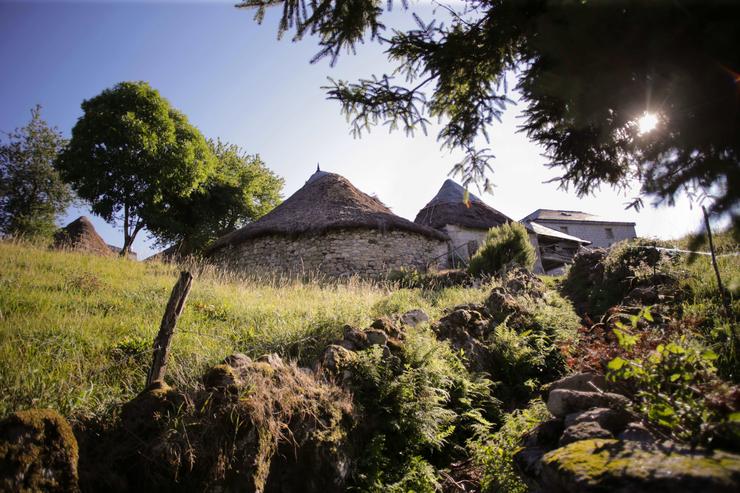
xmin=53 ymin=216 xmax=114 ymax=256
xmin=414 ymin=179 xmax=512 ymax=230
xmin=208 ymin=171 xmax=447 ymax=253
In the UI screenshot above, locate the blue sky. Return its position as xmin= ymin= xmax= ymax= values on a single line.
xmin=1 ymin=0 xmax=709 ymax=258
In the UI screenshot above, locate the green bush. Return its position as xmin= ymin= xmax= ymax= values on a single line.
xmin=468 ymin=223 xmax=536 ymax=276
xmin=474 ymin=400 xmax=549 ymax=493
xmin=347 ymin=327 xmax=499 ymax=490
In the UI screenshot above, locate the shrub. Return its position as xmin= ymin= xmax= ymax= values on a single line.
xmin=606 ymin=309 xmax=740 ymax=449
xmin=468 ymin=223 xmax=536 ymax=276
xmin=474 ymin=400 xmax=549 ymax=493
xmin=347 ymin=327 xmax=499 ymax=490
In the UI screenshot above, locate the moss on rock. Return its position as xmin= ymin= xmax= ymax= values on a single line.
xmin=541 ymin=439 xmax=740 ymax=492
xmin=0 ymin=408 xmax=79 ymax=492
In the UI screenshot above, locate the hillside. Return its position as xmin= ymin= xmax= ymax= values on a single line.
xmin=0 ymin=237 xmax=738 ymax=492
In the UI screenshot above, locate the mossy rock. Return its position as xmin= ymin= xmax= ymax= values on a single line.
xmin=0 ymin=408 xmax=79 ymax=492
xmin=540 ymin=439 xmax=740 ymax=492
xmin=119 ymin=380 xmax=190 ymax=435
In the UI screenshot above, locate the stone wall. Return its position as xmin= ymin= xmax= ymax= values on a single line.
xmin=213 ymin=228 xmax=448 ymax=278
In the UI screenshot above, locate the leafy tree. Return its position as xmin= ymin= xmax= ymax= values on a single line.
xmin=56 ymin=81 xmax=216 ymax=255
xmin=468 ymin=222 xmax=536 ymax=276
xmin=238 ymin=0 xmax=740 ymax=227
xmin=0 ymin=106 xmax=72 ymax=239
xmin=146 ymin=139 xmax=284 ymax=254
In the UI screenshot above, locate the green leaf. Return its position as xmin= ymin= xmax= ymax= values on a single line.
xmin=669 ymin=373 xmax=680 ymax=382
xmin=729 ymin=412 xmax=740 ymax=423
xmin=701 ymin=349 xmax=718 ymax=361
xmin=607 ymin=357 xmax=626 ymax=371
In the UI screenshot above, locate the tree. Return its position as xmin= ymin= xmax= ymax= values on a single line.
xmin=56 ymin=81 xmax=216 ymax=255
xmin=146 ymin=139 xmax=284 ymax=254
xmin=0 ymin=106 xmax=72 ymax=239
xmin=238 ymin=0 xmax=740 ymax=228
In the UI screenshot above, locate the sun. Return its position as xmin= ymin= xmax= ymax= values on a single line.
xmin=637 ymin=112 xmax=659 ymax=135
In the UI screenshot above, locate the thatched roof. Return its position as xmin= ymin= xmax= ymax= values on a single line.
xmin=208 ymin=171 xmax=448 ymax=253
xmin=53 ymin=216 xmax=114 ymax=256
xmin=414 ymin=179 xmax=512 ymax=231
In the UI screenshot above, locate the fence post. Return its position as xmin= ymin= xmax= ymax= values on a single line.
xmin=702 ymin=206 xmax=731 ymax=317
xmin=146 ymin=271 xmax=193 ymax=387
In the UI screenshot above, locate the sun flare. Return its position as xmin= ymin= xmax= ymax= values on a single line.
xmin=637 ymin=112 xmax=659 ymax=135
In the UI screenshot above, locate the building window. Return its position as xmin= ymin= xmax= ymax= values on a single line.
xmin=559 ymin=226 xmax=569 ymax=233
xmin=605 ymin=227 xmax=614 ymax=239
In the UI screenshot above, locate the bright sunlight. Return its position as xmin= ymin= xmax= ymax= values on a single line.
xmin=637 ymin=111 xmax=659 ymax=134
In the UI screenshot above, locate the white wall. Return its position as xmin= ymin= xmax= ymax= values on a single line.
xmin=535 ymin=221 xmax=636 ymax=249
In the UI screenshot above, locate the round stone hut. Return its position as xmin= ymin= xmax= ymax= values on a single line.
xmin=207 ymin=170 xmax=448 ymax=277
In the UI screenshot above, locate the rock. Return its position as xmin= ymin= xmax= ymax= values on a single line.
xmin=369 ymin=317 xmax=400 ymax=337
xmin=399 ymin=309 xmax=429 ymax=327
xmin=618 ymin=422 xmax=656 ymax=442
xmin=203 ymin=364 xmax=241 ymax=393
xmin=0 ymin=409 xmax=79 ymax=492
xmin=547 ymin=389 xmax=630 ymax=418
xmin=564 ymin=407 xmax=632 ymax=434
xmin=559 ymin=421 xmax=613 ymax=446
xmin=223 ymin=353 xmax=252 ymax=369
xmin=522 ymin=419 xmax=565 ymax=449
xmin=342 ymin=325 xmax=369 ymax=350
xmin=543 ymin=372 xmax=609 ymax=399
xmin=539 ymin=439 xmax=740 ymax=493
xmin=365 ymin=329 xmax=388 ymax=346
xmin=485 ymin=287 xmax=519 ymax=318
xmin=321 ymin=344 xmax=357 ymax=374
xmin=120 ymin=380 xmax=191 ymax=434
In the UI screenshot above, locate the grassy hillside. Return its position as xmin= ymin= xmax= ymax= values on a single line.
xmin=0 ymin=241 xmax=491 ymax=418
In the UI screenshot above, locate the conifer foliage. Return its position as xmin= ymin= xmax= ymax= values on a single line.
xmin=238 ymin=0 xmax=740 ymax=227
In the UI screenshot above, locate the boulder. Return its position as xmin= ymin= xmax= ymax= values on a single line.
xmin=543 ymin=372 xmax=609 ymax=399
xmin=342 ymin=325 xmax=369 ymax=350
xmin=120 ymin=380 xmax=191 ymax=434
xmin=203 ymin=364 xmax=241 ymax=393
xmin=564 ymin=407 xmax=633 ymax=434
xmin=559 ymin=421 xmax=613 ymax=446
xmin=618 ymin=422 xmax=656 ymax=442
xmin=0 ymin=409 xmax=79 ymax=492
xmin=223 ymin=353 xmax=252 ymax=370
xmin=399 ymin=309 xmax=429 ymax=327
xmin=364 ymin=329 xmax=388 ymax=346
xmin=539 ymin=439 xmax=740 ymax=493
xmin=547 ymin=389 xmax=630 ymax=418
xmin=321 ymin=344 xmax=357 ymax=375
xmin=369 ymin=317 xmax=400 ymax=338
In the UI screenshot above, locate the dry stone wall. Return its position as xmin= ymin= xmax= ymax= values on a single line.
xmin=213 ymin=228 xmax=448 ymax=278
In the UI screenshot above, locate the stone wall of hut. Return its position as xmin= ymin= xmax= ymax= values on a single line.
xmin=212 ymin=228 xmax=448 ymax=278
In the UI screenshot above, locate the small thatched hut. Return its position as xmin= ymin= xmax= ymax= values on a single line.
xmin=207 ymin=170 xmax=448 ymax=277
xmin=413 ymin=179 xmax=539 ymax=268
xmin=53 ymin=216 xmax=113 ymax=257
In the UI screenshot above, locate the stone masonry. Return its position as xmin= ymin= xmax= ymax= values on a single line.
xmin=213 ymin=228 xmax=448 ymax=278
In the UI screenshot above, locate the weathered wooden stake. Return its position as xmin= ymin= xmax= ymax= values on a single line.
xmin=146 ymin=271 xmax=193 ymax=386
xmin=702 ymin=206 xmax=731 ymax=317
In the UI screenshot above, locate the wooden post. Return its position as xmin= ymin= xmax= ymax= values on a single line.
xmin=702 ymin=206 xmax=731 ymax=317
xmin=146 ymin=271 xmax=193 ymax=386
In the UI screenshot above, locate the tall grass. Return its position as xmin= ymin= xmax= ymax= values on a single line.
xmin=0 ymin=241 xmax=490 ymax=418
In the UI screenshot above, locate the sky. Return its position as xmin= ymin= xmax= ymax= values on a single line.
xmin=0 ymin=0 xmax=711 ymax=258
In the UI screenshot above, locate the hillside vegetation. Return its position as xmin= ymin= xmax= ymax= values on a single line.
xmin=0 ymin=241 xmax=489 ymax=418
xmin=0 ymin=234 xmax=737 ymax=492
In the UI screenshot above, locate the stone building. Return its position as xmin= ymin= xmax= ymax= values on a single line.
xmin=207 ymin=170 xmax=448 ymax=278
xmin=415 ymin=180 xmax=590 ymax=274
xmin=521 ymin=209 xmax=636 ymax=249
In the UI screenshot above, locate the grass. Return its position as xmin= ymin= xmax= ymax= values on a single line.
xmin=0 ymin=241 xmax=491 ymax=418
